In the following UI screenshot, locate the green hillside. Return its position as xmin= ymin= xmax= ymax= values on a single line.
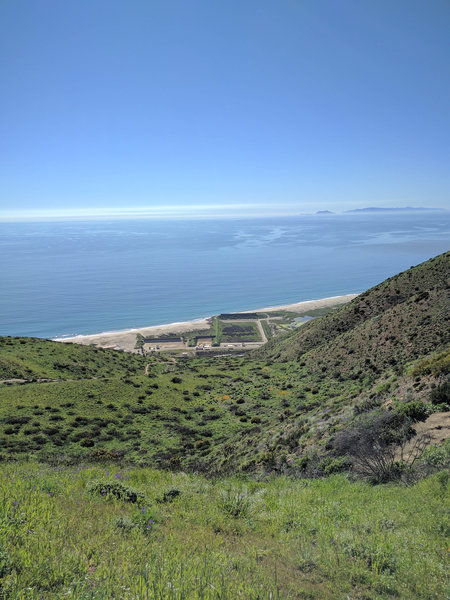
xmin=0 ymin=252 xmax=448 ymax=475
xmin=0 ymin=252 xmax=449 ymax=599
xmin=260 ymin=250 xmax=449 ymax=370
xmin=0 ymin=337 xmax=146 ymax=381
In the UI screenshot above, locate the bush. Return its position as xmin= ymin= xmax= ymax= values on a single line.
xmin=318 ymin=456 xmax=352 ymax=475
xmin=396 ymin=401 xmax=430 ymax=422
xmin=89 ymin=448 xmax=125 ymax=461
xmin=430 ymin=382 xmax=450 ymax=407
xmin=420 ymin=440 xmax=450 ymax=468
xmin=86 ymin=479 xmax=145 ymax=504
xmin=3 ymin=416 xmax=31 ymax=425
xmin=159 ymin=489 xmax=181 ymax=503
xmin=80 ymin=438 xmax=95 ymax=447
xmin=333 ymin=410 xmax=416 ymax=483
xmin=115 ymin=512 xmax=156 ymax=534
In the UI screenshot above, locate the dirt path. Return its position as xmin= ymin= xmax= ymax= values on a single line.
xmin=0 ymin=377 xmax=56 ymax=385
xmin=256 ymin=320 xmax=268 ymax=343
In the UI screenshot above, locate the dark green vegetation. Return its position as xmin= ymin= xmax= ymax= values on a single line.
xmin=221 ymin=321 xmax=261 ymax=343
xmin=0 ymin=252 xmax=449 ymax=598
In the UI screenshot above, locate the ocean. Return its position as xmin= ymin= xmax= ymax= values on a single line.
xmin=0 ymin=211 xmax=448 ymax=339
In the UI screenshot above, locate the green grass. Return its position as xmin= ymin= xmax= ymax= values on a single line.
xmin=211 ymin=317 xmax=223 ymax=346
xmin=0 ymin=337 xmax=445 ymax=474
xmin=0 ymin=461 xmax=448 ymax=599
xmin=261 ymin=320 xmax=273 ymax=340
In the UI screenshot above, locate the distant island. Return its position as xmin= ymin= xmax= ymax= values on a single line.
xmin=345 ymin=206 xmax=446 ymax=213
xmin=316 ymin=210 xmax=334 ymax=214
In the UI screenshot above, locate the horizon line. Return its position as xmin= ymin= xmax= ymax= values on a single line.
xmin=0 ymin=203 xmax=447 ymax=222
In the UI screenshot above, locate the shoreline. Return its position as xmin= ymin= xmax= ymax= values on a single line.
xmin=54 ymin=293 xmax=358 ymax=351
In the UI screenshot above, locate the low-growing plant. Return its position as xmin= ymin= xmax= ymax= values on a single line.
xmin=220 ymin=487 xmax=252 ymax=518
xmin=86 ymin=479 xmax=146 ymax=504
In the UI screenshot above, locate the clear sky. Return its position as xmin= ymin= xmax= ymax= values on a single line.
xmin=1 ymin=0 xmax=449 ymax=219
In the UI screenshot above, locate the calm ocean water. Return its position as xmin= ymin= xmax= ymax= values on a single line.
xmin=0 ymin=212 xmax=448 ymax=338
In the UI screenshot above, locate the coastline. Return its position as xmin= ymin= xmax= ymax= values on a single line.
xmin=54 ymin=293 xmax=358 ymax=351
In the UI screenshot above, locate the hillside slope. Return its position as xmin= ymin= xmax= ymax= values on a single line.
xmin=260 ymin=251 xmax=449 ymax=378
xmin=0 ymin=336 xmax=146 ymax=381
xmin=0 ymin=252 xmax=448 ymax=474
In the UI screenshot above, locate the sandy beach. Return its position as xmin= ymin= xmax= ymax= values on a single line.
xmin=54 ymin=294 xmax=357 ymax=351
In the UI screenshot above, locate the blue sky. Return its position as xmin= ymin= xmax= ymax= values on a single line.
xmin=1 ymin=0 xmax=449 ymax=219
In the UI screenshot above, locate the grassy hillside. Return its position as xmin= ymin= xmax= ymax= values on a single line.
xmin=0 ymin=337 xmax=146 ymax=381
xmin=0 ymin=253 xmax=449 ymax=598
xmin=0 ymin=253 xmax=448 ymax=474
xmin=0 ymin=461 xmax=448 ymax=599
xmin=260 ymin=251 xmax=449 ymax=372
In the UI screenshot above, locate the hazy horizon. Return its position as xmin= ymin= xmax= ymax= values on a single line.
xmin=1 ymin=203 xmax=449 ymax=223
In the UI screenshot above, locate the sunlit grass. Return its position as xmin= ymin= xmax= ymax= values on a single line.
xmin=0 ymin=461 xmax=448 ymax=598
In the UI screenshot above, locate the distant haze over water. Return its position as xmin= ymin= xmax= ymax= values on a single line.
xmin=0 ymin=211 xmax=449 ymax=338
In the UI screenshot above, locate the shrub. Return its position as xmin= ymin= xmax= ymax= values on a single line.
xmin=89 ymin=448 xmax=125 ymax=461
xmin=86 ymin=479 xmax=145 ymax=504
xmin=80 ymin=438 xmax=95 ymax=447
xmin=420 ymin=440 xmax=450 ymax=468
xmin=194 ymin=439 xmax=210 ymax=450
xmin=317 ymin=456 xmax=352 ymax=475
xmin=4 ymin=428 xmax=19 ymax=435
xmin=159 ymin=489 xmax=181 ymax=503
xmin=333 ymin=410 xmax=416 ymax=483
xmin=43 ymin=427 xmax=60 ymax=436
xmin=430 ymin=382 xmax=450 ymax=407
xmin=131 ymin=406 xmax=148 ymax=414
xmin=3 ymin=416 xmax=31 ymax=425
xmin=115 ymin=513 xmax=156 ymax=534
xmin=395 ymin=401 xmax=430 ymax=422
